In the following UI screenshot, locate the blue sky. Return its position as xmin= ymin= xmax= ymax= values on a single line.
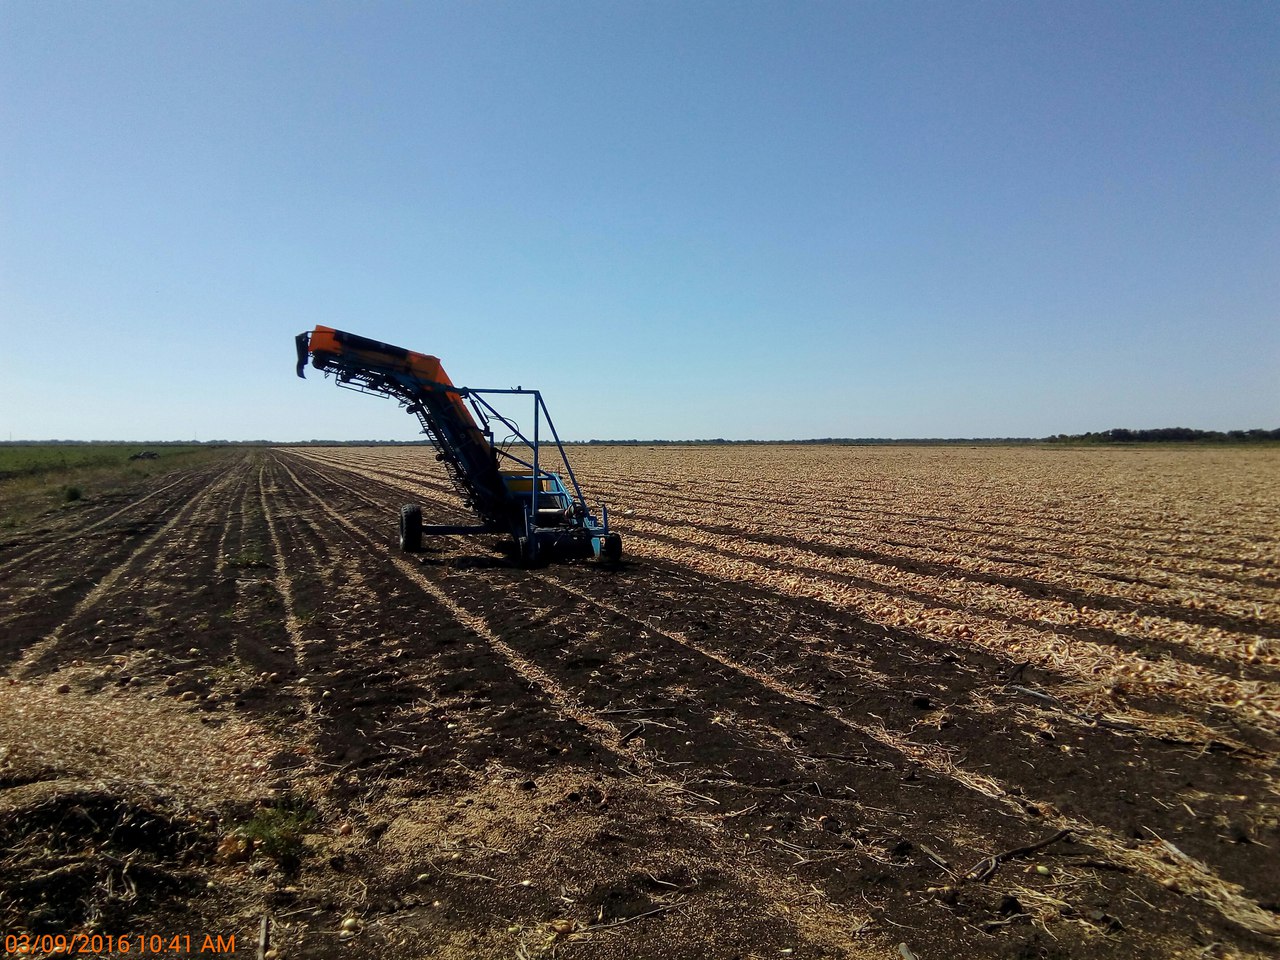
xmin=2 ymin=1 xmax=1276 ymax=441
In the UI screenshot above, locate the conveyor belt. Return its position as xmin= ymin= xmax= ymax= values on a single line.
xmin=296 ymin=326 xmax=512 ymax=527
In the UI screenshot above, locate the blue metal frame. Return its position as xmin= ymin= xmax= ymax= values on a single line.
xmin=458 ymin=387 xmax=614 ymax=563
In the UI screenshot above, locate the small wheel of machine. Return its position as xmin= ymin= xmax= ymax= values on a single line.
xmin=515 ymin=535 xmax=551 ymax=568
xmin=515 ymin=535 xmax=535 ymax=568
xmin=399 ymin=504 xmax=422 ymax=553
xmin=600 ymin=532 xmax=622 ymax=565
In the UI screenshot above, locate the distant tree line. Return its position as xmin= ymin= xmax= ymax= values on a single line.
xmin=1044 ymin=428 xmax=1280 ymax=444
xmin=583 ymin=429 xmax=1279 ymax=445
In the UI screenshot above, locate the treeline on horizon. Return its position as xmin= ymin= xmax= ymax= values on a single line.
xmin=1044 ymin=427 xmax=1280 ymax=444
xmin=583 ymin=427 xmax=1280 ymax=445
xmin=2 ymin=427 xmax=1276 ymax=446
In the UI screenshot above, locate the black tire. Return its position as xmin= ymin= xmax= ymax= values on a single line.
xmin=517 ymin=535 xmax=553 ymax=568
xmin=399 ymin=504 xmax=422 ymax=553
xmin=515 ymin=535 xmax=539 ymax=568
xmin=600 ymin=533 xmax=622 ymax=565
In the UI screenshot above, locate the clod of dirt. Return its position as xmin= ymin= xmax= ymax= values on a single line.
xmin=0 ymin=779 xmax=212 ymax=933
xmin=998 ymin=894 xmax=1023 ymax=915
xmin=931 ymin=885 xmax=959 ymax=905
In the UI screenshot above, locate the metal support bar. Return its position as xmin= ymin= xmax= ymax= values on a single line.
xmin=536 ymin=392 xmax=587 ymax=505
xmin=531 ymin=391 xmax=540 ymax=524
xmin=423 ymin=524 xmax=505 ymax=535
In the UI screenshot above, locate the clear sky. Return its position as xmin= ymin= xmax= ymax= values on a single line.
xmin=2 ymin=1 xmax=1276 ymax=441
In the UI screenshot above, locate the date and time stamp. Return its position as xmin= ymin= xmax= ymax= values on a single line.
xmin=3 ymin=934 xmax=237 ymax=956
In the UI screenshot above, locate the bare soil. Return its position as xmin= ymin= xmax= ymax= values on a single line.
xmin=1 ymin=446 xmax=1277 ymax=959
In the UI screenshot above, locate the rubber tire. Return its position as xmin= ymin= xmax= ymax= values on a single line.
xmin=600 ymin=533 xmax=623 ymax=565
xmin=399 ymin=504 xmax=422 ymax=553
xmin=515 ymin=535 xmax=534 ymax=568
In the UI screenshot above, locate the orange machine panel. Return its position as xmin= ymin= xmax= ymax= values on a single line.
xmin=308 ymin=325 xmax=454 ymax=387
xmin=307 ymin=325 xmax=483 ymax=437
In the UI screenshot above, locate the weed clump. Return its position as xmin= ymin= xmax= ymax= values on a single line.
xmin=227 ymin=548 xmax=270 ymax=569
xmin=234 ymin=797 xmax=316 ymax=872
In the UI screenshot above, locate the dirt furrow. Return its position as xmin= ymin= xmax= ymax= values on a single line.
xmin=578 ymin=463 xmax=1278 ymax=592
xmin=0 ymin=469 xmax=219 ymax=646
xmin=0 ymin=471 xmax=205 ymax=578
xmin=299 ymin=451 xmax=1280 ymax=684
xmin=258 ymin=456 xmax=614 ymax=798
xmin=213 ymin=464 xmax=260 ymax=577
xmin=268 ymin=453 xmax=904 ymax=957
xmin=570 ymin=460 xmax=1280 ymax=616
xmin=273 ymin=456 xmax=639 ymax=769
xmin=508 ymin=555 xmax=1280 ymax=939
xmin=541 ymin=574 xmax=1280 ymax=931
xmin=7 ymin=459 xmax=251 ymax=674
xmin=613 ymin=498 xmax=1280 ymax=636
xmin=124 ymin=455 xmax=1280 ymax=936
xmin=618 ymin=522 xmax=1280 ymax=734
xmin=287 ymin=448 xmax=463 ymax=515
xmin=612 ymin=503 xmax=1280 ymax=659
xmin=275 ymin=451 xmax=1280 ymax=953
xmin=254 ymin=460 xmax=325 ymax=734
xmin=292 ymin=453 xmax=1277 ymax=756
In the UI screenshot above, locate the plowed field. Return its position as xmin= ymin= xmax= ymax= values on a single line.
xmin=2 ymin=445 xmax=1278 ymax=959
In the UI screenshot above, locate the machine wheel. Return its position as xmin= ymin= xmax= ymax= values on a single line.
xmin=515 ymin=535 xmax=550 ymax=568
xmin=399 ymin=504 xmax=422 ymax=553
xmin=515 ymin=535 xmax=534 ymax=567
xmin=600 ymin=533 xmax=623 ymax=565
